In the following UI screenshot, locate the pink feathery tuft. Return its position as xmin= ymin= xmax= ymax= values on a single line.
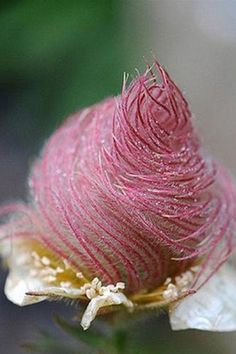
xmin=1 ymin=61 xmax=236 ymax=293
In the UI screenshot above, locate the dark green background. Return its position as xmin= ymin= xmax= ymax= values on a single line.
xmin=0 ymin=0 xmax=132 ymax=152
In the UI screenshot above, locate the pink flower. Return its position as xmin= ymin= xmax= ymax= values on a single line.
xmin=1 ymin=61 xmax=236 ymax=330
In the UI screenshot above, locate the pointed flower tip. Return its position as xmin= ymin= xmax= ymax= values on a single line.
xmin=1 ymin=60 xmax=236 ymax=331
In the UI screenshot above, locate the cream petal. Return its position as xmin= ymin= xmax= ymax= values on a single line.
xmin=3 ymin=243 xmax=47 ymax=306
xmin=5 ymin=271 xmax=47 ymax=306
xmin=169 ymin=263 xmax=236 ymax=331
xmin=81 ymin=289 xmax=133 ymax=330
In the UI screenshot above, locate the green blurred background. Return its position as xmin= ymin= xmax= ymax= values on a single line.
xmin=0 ymin=0 xmax=131 ymax=152
xmin=1 ymin=1 xmax=236 ymax=353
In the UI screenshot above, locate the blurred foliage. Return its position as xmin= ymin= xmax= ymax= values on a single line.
xmin=23 ymin=315 xmax=128 ymax=354
xmin=0 ymin=0 xmax=127 ymax=151
xmin=22 ymin=312 xmax=228 ymax=354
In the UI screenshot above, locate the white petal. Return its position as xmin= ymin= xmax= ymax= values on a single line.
xmin=81 ymin=290 xmax=133 ymax=330
xmin=5 ymin=271 xmax=47 ymax=306
xmin=169 ymin=263 xmax=236 ymax=331
xmin=3 ymin=244 xmax=47 ymax=306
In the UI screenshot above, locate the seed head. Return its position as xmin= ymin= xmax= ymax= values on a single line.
xmin=1 ymin=61 xmax=236 ymax=330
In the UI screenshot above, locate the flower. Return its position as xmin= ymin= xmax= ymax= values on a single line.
xmin=1 ymin=61 xmax=236 ymax=331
